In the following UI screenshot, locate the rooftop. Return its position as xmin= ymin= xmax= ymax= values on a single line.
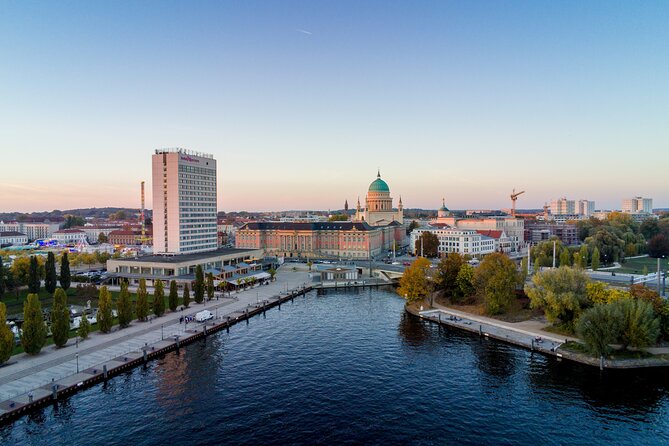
xmin=115 ymin=247 xmax=260 ymax=264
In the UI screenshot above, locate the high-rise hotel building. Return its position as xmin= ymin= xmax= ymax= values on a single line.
xmin=152 ymin=148 xmax=218 ymax=254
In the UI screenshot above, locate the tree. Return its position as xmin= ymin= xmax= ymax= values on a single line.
xmin=194 ymin=265 xmax=205 ymax=304
xmin=78 ymin=310 xmax=91 ymax=339
xmin=531 ymin=239 xmax=564 ymax=268
xmin=407 ymin=220 xmax=420 ymax=235
xmin=206 ymin=273 xmax=214 ymax=301
xmin=576 ymin=304 xmax=623 ymax=357
xmin=60 ymin=251 xmax=71 ymax=291
xmin=640 ymin=219 xmax=661 ymax=240
xmin=97 ymin=286 xmax=113 ymax=333
xmin=44 ymin=252 xmax=57 ymax=294
xmin=525 ymin=266 xmax=590 ymax=330
xmin=474 ymin=253 xmax=519 ymax=315
xmin=168 ymin=280 xmax=179 ymax=312
xmin=0 ymin=257 xmax=5 ymax=299
xmin=648 ymin=234 xmax=669 ymax=259
xmin=328 ymin=214 xmax=348 ymax=221
xmin=268 ymin=268 xmax=277 ymax=282
xmin=21 ymin=293 xmax=46 ymax=355
xmin=591 ymin=247 xmax=600 ymax=271
xmin=435 ymin=253 xmax=464 ymax=300
xmin=51 ymin=288 xmax=70 ymax=348
xmin=117 ymin=281 xmax=133 ymax=328
xmin=10 ymin=256 xmax=42 ymax=287
xmin=136 ymin=278 xmax=149 ymax=321
xmin=397 ymin=257 xmax=433 ymax=303
xmin=182 ymin=283 xmax=191 ymax=308
xmin=0 ymin=302 xmax=14 ymax=364
xmin=415 ymin=232 xmax=439 ymax=258
xmin=456 ymin=263 xmax=475 ymax=297
xmin=28 ymin=256 xmax=40 ymax=293
xmin=98 ymin=232 xmax=108 ymax=244
xmin=62 ymin=214 xmax=85 ymax=229
xmin=613 ymin=298 xmax=660 ymax=350
xmin=559 ymin=249 xmax=572 ymax=267
xmin=153 ymin=279 xmax=165 ymax=317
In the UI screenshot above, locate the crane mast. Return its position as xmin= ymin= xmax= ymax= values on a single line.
xmin=510 ymin=188 xmax=525 ymax=217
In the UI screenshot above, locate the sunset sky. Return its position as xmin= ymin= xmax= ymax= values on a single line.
xmin=1 ymin=1 xmax=668 ymax=213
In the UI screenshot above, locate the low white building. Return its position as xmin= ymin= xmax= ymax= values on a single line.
xmin=76 ymin=225 xmax=121 ymax=243
xmin=53 ymin=229 xmax=88 ymax=245
xmin=0 ymin=231 xmax=28 ymax=246
xmin=410 ymin=227 xmax=496 ymax=257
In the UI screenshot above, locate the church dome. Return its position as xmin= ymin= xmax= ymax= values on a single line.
xmin=369 ymin=171 xmax=390 ymax=193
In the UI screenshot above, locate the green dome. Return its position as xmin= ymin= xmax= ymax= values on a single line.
xmin=369 ymin=171 xmax=390 ymax=193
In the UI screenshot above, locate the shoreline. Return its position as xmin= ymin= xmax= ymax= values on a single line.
xmin=406 ymin=304 xmax=669 ymax=370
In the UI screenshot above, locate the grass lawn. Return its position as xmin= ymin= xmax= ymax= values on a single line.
xmin=615 ymin=256 xmax=669 ymax=274
xmin=1 ymin=288 xmax=121 ymax=317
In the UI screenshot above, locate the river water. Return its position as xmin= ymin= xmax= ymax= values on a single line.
xmin=2 ymin=287 xmax=669 ymax=445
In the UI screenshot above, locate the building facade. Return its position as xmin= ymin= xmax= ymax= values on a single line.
xmin=577 ymin=200 xmax=595 ymax=217
xmin=236 ymin=221 xmax=404 ymax=260
xmin=524 ymin=222 xmax=579 ymax=246
xmin=52 ymin=229 xmax=88 ymax=245
xmin=622 ymin=197 xmax=653 ymax=214
xmin=0 ymin=231 xmax=28 ymax=246
xmin=550 ymin=198 xmax=576 ymax=215
xmin=152 ymin=148 xmax=218 ymax=254
xmin=410 ymin=227 xmax=497 ymax=257
xmin=353 ymin=171 xmax=404 ymax=226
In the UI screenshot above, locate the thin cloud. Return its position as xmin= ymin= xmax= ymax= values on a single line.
xmin=296 ymin=29 xmax=313 ymax=35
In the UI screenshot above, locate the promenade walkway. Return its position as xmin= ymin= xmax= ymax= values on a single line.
xmin=0 ymin=267 xmax=310 ymax=406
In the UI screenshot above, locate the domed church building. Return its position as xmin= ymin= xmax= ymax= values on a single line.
xmin=353 ymin=170 xmax=404 ymax=227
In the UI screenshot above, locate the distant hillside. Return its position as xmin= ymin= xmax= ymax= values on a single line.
xmin=0 ymin=207 xmax=150 ymax=222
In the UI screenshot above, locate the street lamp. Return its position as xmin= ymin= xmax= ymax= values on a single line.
xmin=76 ymin=353 xmax=79 ymax=373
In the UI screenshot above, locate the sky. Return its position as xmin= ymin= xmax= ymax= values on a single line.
xmin=1 ymin=1 xmax=668 ymax=213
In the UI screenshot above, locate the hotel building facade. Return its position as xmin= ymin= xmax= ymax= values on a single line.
xmin=152 ymin=148 xmax=218 ymax=254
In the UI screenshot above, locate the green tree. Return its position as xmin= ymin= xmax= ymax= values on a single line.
xmin=268 ymin=268 xmax=277 ymax=282
xmin=136 ymin=278 xmax=149 ymax=321
xmin=525 ymin=266 xmax=590 ymax=331
xmin=78 ymin=311 xmax=91 ymax=339
xmin=21 ymin=293 xmax=46 ymax=355
xmin=153 ymin=279 xmax=165 ymax=317
xmin=576 ymin=304 xmax=623 ymax=357
xmin=51 ymin=288 xmax=70 ymax=348
xmin=183 ymin=283 xmax=191 ymax=308
xmin=98 ymin=232 xmax=108 ymax=244
xmin=168 ymin=280 xmax=179 ymax=312
xmin=328 ymin=214 xmax=348 ymax=221
xmin=572 ymin=251 xmax=583 ymax=268
xmin=206 ymin=273 xmax=214 ymax=301
xmin=519 ymin=257 xmax=529 ymax=283
xmin=591 ymin=247 xmax=600 ymax=271
xmin=97 ymin=286 xmax=114 ymax=333
xmin=0 ymin=302 xmax=14 ymax=364
xmin=559 ymin=248 xmax=572 ymax=267
xmin=44 ymin=252 xmax=57 ymax=294
xmin=117 ymin=281 xmax=133 ymax=328
xmin=474 ymin=252 xmax=519 ymax=315
xmin=60 ymin=251 xmax=71 ymax=291
xmin=456 ymin=263 xmax=475 ymax=297
xmin=194 ymin=265 xmax=205 ymax=304
xmin=0 ymin=257 xmax=5 ymax=299
xmin=613 ymin=298 xmax=660 ymax=350
xmin=28 ymin=256 xmax=40 ymax=293
xmin=407 ymin=220 xmax=420 ymax=235
xmin=415 ymin=232 xmax=439 ymax=258
xmin=62 ymin=214 xmax=85 ymax=229
xmin=435 ymin=253 xmax=465 ymax=300
xmin=397 ymin=257 xmax=433 ymax=303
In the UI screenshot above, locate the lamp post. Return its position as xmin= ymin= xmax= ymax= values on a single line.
xmin=76 ymin=353 xmax=79 ymax=373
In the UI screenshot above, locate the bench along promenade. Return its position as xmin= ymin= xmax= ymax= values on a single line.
xmin=0 ymin=268 xmax=315 ymax=423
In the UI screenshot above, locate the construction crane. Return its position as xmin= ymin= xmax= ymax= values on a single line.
xmin=510 ymin=189 xmax=525 ymax=217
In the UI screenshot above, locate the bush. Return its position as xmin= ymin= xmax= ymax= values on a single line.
xmin=576 ymin=304 xmax=622 ymax=356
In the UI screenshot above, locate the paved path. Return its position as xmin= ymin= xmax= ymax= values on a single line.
xmin=0 ymin=267 xmax=310 ymax=403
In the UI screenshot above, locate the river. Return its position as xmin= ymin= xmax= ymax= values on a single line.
xmin=2 ymin=286 xmax=668 ymax=445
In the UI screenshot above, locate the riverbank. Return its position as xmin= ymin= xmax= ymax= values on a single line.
xmin=406 ymin=303 xmax=669 ymax=370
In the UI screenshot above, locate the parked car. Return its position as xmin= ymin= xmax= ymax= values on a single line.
xmin=195 ymin=310 xmax=214 ymax=322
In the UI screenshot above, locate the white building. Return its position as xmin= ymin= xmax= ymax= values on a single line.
xmin=410 ymin=227 xmax=496 ymax=257
xmin=550 ymin=198 xmax=576 ymax=215
xmin=0 ymin=222 xmax=20 ymax=233
xmin=52 ymin=229 xmax=88 ymax=245
xmin=0 ymin=231 xmax=28 ymax=246
xmin=152 ymin=148 xmax=218 ymax=254
xmin=0 ymin=221 xmax=60 ymax=241
xmin=622 ymin=197 xmax=653 ymax=214
xmin=577 ymin=200 xmax=595 ymax=217
xmin=76 ymin=225 xmax=121 ymax=243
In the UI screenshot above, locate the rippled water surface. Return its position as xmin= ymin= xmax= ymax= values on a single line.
xmin=3 ymin=287 xmax=669 ymax=445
